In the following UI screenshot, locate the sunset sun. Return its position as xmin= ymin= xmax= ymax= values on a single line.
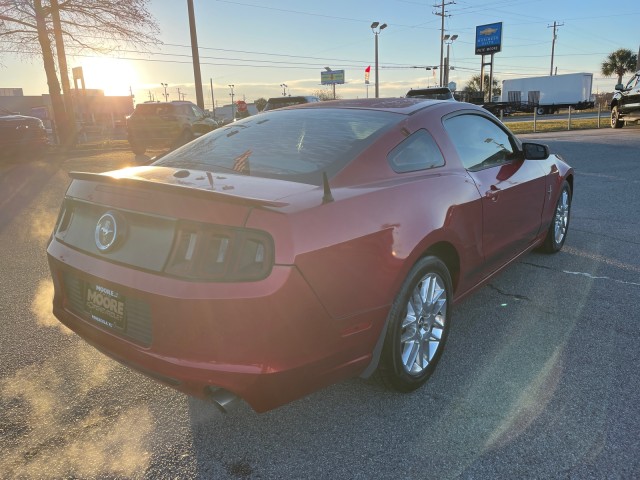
xmin=77 ymin=57 xmax=138 ymax=96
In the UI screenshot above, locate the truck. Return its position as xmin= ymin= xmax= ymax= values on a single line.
xmin=484 ymin=72 xmax=594 ymax=116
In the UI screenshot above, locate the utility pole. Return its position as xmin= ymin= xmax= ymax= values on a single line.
xmin=434 ymin=1 xmax=455 ymax=87
xmin=187 ymin=0 xmax=205 ymax=109
xmin=637 ymin=45 xmax=640 ymax=71
xmin=548 ymin=21 xmax=564 ymax=76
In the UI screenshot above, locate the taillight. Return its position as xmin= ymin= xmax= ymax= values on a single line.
xmin=164 ymin=222 xmax=274 ymax=282
xmin=54 ymin=200 xmax=75 ymax=237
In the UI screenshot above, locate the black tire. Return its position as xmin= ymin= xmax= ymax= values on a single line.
xmin=536 ymin=106 xmax=546 ymax=115
xmin=376 ymin=256 xmax=452 ymax=392
xmin=611 ymin=105 xmax=624 ymax=129
xmin=173 ymin=129 xmax=193 ymax=149
xmin=128 ymin=137 xmax=146 ymax=155
xmin=540 ymin=180 xmax=572 ymax=253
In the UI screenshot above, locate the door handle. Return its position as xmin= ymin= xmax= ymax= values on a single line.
xmin=485 ymin=185 xmax=500 ymax=201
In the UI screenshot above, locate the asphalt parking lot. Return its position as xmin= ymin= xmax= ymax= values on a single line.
xmin=0 ymin=128 xmax=638 ymax=479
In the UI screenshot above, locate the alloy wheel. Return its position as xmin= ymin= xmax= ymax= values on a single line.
xmin=400 ymin=273 xmax=447 ymax=375
xmin=554 ymin=188 xmax=570 ymax=245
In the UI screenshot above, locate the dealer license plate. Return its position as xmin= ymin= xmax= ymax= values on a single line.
xmin=84 ymin=283 xmax=127 ymax=331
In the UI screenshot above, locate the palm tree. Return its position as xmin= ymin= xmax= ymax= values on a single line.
xmin=463 ymin=74 xmax=501 ymax=101
xmin=601 ymin=49 xmax=638 ymax=85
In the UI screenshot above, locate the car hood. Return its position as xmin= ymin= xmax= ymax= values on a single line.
xmin=73 ymin=165 xmax=320 ymax=208
xmin=0 ymin=114 xmax=41 ymax=125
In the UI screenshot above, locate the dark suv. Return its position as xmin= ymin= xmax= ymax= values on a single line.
xmin=611 ymin=70 xmax=640 ymax=128
xmin=263 ymin=96 xmax=320 ymax=111
xmin=406 ymin=87 xmax=455 ymax=101
xmin=0 ymin=108 xmax=48 ymax=158
xmin=126 ymin=101 xmax=218 ymax=155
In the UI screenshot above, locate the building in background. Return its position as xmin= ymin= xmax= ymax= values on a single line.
xmin=0 ymin=87 xmax=134 ymax=142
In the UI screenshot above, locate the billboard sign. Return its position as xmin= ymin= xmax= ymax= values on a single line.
xmin=475 ymin=22 xmax=502 ymax=55
xmin=321 ymin=70 xmax=345 ymax=85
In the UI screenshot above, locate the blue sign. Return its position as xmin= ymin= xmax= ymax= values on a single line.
xmin=475 ymin=22 xmax=502 ymax=55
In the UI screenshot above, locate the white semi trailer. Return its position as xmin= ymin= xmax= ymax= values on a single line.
xmin=497 ymin=72 xmax=594 ymax=115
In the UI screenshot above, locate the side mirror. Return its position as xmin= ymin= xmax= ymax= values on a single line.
xmin=522 ymin=142 xmax=549 ymax=160
xmin=614 ymin=83 xmax=624 ymax=91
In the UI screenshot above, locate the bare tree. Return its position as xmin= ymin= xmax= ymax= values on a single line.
xmin=254 ymin=97 xmax=267 ymax=112
xmin=0 ymin=0 xmax=160 ymax=146
xmin=311 ymin=88 xmax=341 ymax=101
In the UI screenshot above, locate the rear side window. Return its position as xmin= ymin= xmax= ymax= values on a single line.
xmin=154 ymin=108 xmax=400 ymax=185
xmin=387 ymin=129 xmax=445 ymax=173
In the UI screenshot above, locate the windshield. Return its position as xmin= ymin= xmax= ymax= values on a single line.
xmin=154 ymin=108 xmax=400 ymax=185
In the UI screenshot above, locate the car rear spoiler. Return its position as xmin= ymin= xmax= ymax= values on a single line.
xmin=68 ymin=171 xmax=289 ymax=208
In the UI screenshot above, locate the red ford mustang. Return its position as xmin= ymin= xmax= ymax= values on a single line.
xmin=47 ymin=98 xmax=573 ymax=412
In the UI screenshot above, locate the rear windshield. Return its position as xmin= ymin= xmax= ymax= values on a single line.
xmin=154 ymin=108 xmax=399 ymax=185
xmin=133 ymin=104 xmax=179 ymax=116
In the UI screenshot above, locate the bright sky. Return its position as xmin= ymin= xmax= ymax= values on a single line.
xmin=2 ymin=0 xmax=639 ymax=108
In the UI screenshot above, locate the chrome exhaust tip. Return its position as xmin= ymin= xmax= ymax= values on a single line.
xmin=206 ymin=386 xmax=239 ymax=413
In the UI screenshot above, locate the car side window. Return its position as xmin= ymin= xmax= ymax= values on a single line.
xmin=387 ymin=129 xmax=445 ymax=173
xmin=191 ymin=105 xmax=204 ymax=118
xmin=443 ymin=114 xmax=517 ymax=171
xmin=625 ymin=76 xmax=637 ymax=90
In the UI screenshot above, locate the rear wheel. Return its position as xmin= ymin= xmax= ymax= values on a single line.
xmin=173 ymin=129 xmax=193 ymax=149
xmin=611 ymin=106 xmax=624 ymax=128
xmin=128 ymin=137 xmax=146 ymax=155
xmin=377 ymin=256 xmax=452 ymax=392
xmin=536 ymin=106 xmax=546 ymax=115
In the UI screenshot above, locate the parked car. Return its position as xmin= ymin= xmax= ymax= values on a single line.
xmin=47 ymin=98 xmax=573 ymax=413
xmin=0 ymin=108 xmax=48 ymax=158
xmin=126 ymin=101 xmax=218 ymax=155
xmin=406 ymin=87 xmax=455 ymax=101
xmin=262 ymin=95 xmax=320 ymax=111
xmin=611 ymin=70 xmax=640 ymax=128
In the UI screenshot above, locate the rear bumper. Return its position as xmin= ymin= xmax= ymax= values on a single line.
xmin=47 ymin=241 xmax=383 ymax=412
xmin=127 ymin=127 xmax=181 ymax=146
xmin=0 ymin=128 xmax=48 ymax=154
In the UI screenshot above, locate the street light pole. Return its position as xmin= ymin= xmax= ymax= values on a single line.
xmin=280 ymin=83 xmax=288 ymax=96
xmin=371 ymin=22 xmax=387 ymax=98
xmin=229 ymin=84 xmax=235 ymax=120
xmin=210 ymin=78 xmax=216 ymax=120
xmin=443 ymin=34 xmax=458 ymax=87
xmin=161 ymin=83 xmax=168 ymax=101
